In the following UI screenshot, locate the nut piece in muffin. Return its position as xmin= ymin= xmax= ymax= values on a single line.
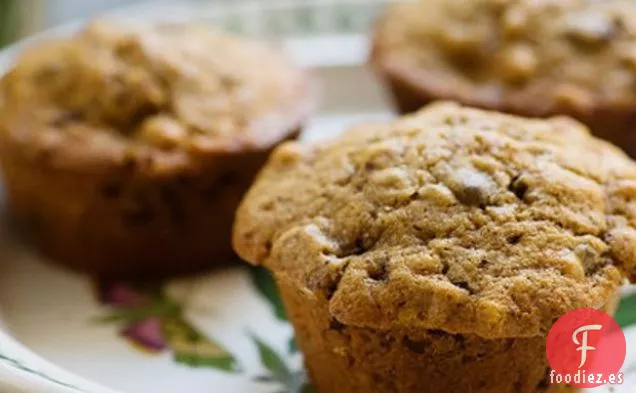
xmin=371 ymin=0 xmax=636 ymax=157
xmin=234 ymin=102 xmax=636 ymax=393
xmin=0 ymin=20 xmax=312 ymax=279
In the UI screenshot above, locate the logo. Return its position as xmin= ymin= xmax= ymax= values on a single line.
xmin=546 ymin=308 xmax=626 ymax=388
xmin=572 ymin=324 xmax=602 ymax=368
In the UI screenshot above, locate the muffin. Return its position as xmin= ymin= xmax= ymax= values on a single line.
xmin=0 ymin=20 xmax=312 ymax=279
xmin=234 ymin=102 xmax=636 ymax=393
xmin=371 ymin=0 xmax=636 ymax=157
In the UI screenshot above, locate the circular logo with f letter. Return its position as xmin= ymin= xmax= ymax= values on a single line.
xmin=546 ymin=308 xmax=626 ymax=388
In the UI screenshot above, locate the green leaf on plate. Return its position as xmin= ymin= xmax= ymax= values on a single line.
xmin=93 ymin=299 xmax=181 ymax=325
xmin=254 ymin=375 xmax=279 ymax=383
xmin=302 ymin=384 xmax=317 ymax=393
xmin=162 ymin=316 xmax=240 ymax=372
xmin=248 ymin=266 xmax=287 ymax=321
xmin=249 ymin=338 xmax=315 ymax=393
xmin=173 ymin=352 xmax=237 ymax=371
xmin=285 ymin=370 xmax=314 ymax=393
xmin=615 ymin=293 xmax=636 ymax=327
xmin=288 ymin=336 xmax=298 ymax=354
xmin=251 ymin=334 xmax=292 ymax=379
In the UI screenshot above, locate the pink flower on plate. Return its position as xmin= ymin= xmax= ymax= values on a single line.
xmin=120 ymin=317 xmax=167 ymax=353
xmin=94 ymin=280 xmax=238 ymax=372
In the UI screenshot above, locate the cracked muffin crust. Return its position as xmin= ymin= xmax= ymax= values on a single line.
xmin=0 ymin=20 xmax=312 ymax=278
xmin=235 ymin=102 xmax=636 ymax=338
xmin=234 ymin=103 xmax=636 ymax=392
xmin=371 ymin=0 xmax=636 ymax=157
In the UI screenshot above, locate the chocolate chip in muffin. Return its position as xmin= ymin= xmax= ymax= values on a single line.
xmin=508 ymin=173 xmax=529 ymax=201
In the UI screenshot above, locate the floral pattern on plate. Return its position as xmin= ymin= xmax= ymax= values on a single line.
xmin=93 ymin=267 xmax=636 ymax=393
xmin=94 ymin=269 xmax=313 ymax=393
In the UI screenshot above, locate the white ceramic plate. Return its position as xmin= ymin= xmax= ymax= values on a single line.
xmin=0 ymin=1 xmax=635 ymax=392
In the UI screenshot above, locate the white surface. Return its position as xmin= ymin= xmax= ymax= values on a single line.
xmin=0 ymin=253 xmax=292 ymax=393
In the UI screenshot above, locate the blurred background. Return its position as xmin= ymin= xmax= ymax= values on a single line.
xmin=0 ymin=0 xmax=377 ymax=50
xmin=0 ymin=0 xmax=193 ymax=47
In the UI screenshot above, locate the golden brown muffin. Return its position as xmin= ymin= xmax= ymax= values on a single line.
xmin=371 ymin=0 xmax=636 ymax=157
xmin=0 ymin=20 xmax=312 ymax=279
xmin=233 ymin=102 xmax=636 ymax=393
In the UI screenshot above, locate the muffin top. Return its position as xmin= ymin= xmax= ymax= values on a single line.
xmin=0 ymin=20 xmax=311 ymax=174
xmin=372 ymin=0 xmax=636 ymax=116
xmin=234 ymin=102 xmax=636 ymax=338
